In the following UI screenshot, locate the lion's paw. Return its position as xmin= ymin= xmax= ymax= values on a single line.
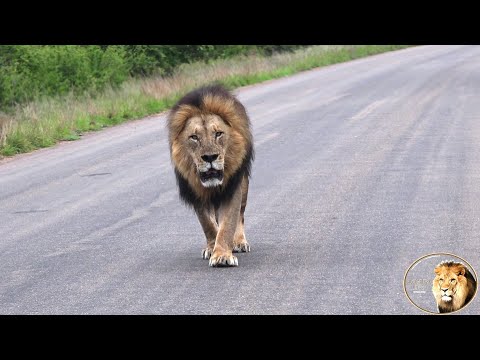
xmin=233 ymin=242 xmax=251 ymax=253
xmin=209 ymin=253 xmax=238 ymax=267
xmin=202 ymin=248 xmax=213 ymax=260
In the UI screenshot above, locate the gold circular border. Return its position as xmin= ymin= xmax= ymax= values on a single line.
xmin=403 ymin=252 xmax=478 ymax=315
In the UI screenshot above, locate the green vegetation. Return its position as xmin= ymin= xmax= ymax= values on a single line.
xmin=0 ymin=45 xmax=409 ymax=157
xmin=0 ymin=45 xmax=302 ymax=108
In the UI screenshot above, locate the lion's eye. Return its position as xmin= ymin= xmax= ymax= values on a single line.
xmin=439 ymin=279 xmax=443 ymax=282
xmin=190 ymin=135 xmax=199 ymax=141
xmin=215 ymin=131 xmax=223 ymax=138
xmin=451 ymin=279 xmax=456 ymax=283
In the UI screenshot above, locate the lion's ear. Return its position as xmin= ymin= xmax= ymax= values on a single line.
xmin=457 ymin=267 xmax=466 ymax=277
xmin=434 ymin=267 xmax=441 ymax=275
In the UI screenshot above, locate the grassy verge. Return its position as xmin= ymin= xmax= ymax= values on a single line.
xmin=0 ymin=45 xmax=409 ymax=157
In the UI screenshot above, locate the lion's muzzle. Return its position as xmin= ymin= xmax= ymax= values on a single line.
xmin=200 ymin=168 xmax=224 ymax=182
xmin=441 ymin=288 xmax=453 ymax=302
xmin=199 ymin=165 xmax=224 ymax=187
xmin=198 ymin=155 xmax=224 ymax=187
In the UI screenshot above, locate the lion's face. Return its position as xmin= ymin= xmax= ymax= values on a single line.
xmin=182 ymin=114 xmax=229 ymax=188
xmin=169 ymin=85 xmax=253 ymax=204
xmin=433 ymin=264 xmax=466 ymax=304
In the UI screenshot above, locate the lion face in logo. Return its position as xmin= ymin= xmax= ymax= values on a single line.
xmin=435 ymin=266 xmax=462 ymax=303
xmin=432 ymin=261 xmax=477 ymax=313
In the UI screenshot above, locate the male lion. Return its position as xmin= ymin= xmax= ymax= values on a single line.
xmin=432 ymin=260 xmax=477 ymax=313
xmin=167 ymin=85 xmax=254 ymax=267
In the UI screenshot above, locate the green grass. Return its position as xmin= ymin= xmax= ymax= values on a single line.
xmin=0 ymin=45 xmax=410 ymax=157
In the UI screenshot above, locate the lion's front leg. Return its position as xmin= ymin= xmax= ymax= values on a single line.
xmin=233 ymin=176 xmax=250 ymax=253
xmin=195 ymin=204 xmax=218 ymax=260
xmin=233 ymin=220 xmax=250 ymax=253
xmin=209 ymin=184 xmax=242 ymax=267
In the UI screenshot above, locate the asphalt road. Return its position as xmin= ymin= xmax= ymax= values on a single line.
xmin=1 ymin=45 xmax=479 ymax=314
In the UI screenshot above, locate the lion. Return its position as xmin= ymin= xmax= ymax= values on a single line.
xmin=432 ymin=260 xmax=477 ymax=313
xmin=167 ymin=84 xmax=254 ymax=267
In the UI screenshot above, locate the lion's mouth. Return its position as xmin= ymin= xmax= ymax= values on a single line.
xmin=199 ymin=169 xmax=224 ymax=184
xmin=441 ymin=295 xmax=452 ymax=302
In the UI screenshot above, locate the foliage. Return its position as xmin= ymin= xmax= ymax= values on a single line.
xmin=0 ymin=45 xmax=303 ymax=108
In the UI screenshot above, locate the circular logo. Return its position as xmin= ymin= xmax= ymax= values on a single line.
xmin=403 ymin=253 xmax=478 ymax=314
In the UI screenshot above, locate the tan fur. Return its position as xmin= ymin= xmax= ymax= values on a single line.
xmin=167 ymin=85 xmax=253 ymax=267
xmin=432 ymin=261 xmax=477 ymax=313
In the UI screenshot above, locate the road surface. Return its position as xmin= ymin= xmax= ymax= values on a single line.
xmin=1 ymin=45 xmax=479 ymax=314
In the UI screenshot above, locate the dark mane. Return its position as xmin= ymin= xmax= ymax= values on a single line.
xmin=170 ymin=84 xmax=234 ymax=114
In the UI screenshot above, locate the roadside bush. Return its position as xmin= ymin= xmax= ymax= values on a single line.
xmin=0 ymin=45 xmax=128 ymax=108
xmin=0 ymin=45 xmax=305 ymax=108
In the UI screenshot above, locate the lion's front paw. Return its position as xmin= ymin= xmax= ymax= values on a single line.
xmin=209 ymin=251 xmax=238 ymax=267
xmin=233 ymin=241 xmax=251 ymax=253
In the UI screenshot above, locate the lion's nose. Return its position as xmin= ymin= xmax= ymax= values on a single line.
xmin=441 ymin=288 xmax=449 ymax=292
xmin=201 ymin=154 xmax=219 ymax=163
